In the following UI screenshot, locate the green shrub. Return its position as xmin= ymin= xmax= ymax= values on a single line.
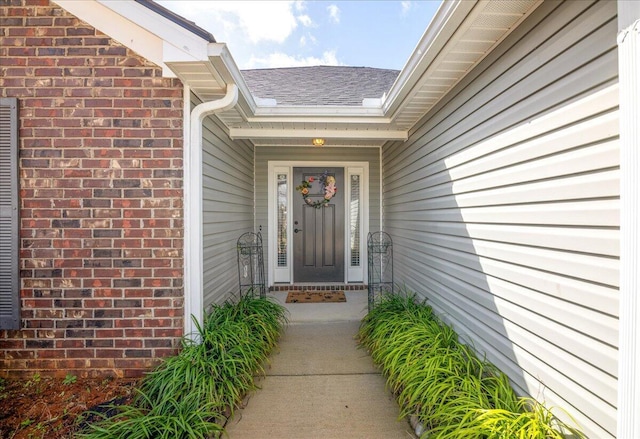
xmin=78 ymin=293 xmax=287 ymax=439
xmin=358 ymin=290 xmax=584 ymax=439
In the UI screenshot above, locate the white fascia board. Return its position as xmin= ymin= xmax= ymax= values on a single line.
xmin=383 ymin=0 xmax=474 ymax=116
xmin=229 ymin=128 xmax=408 ymax=141
xmin=54 ymin=0 xmax=163 ymax=66
xmin=98 ymin=1 xmax=209 ymax=60
xmin=206 ymin=43 xmax=258 ymax=118
xmin=242 ymin=115 xmax=392 ymax=125
xmin=54 ymin=0 xmax=209 ymax=77
xmin=253 ymin=106 xmax=385 ymax=117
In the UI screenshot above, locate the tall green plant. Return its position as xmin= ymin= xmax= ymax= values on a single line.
xmin=77 ymin=392 xmax=223 ymax=439
xmin=358 ymin=290 xmax=585 ymax=439
xmin=79 ymin=293 xmax=287 ymax=439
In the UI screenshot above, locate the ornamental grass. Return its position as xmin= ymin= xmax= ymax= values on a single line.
xmin=358 ymin=291 xmax=585 ymax=439
xmin=78 ymin=292 xmax=287 ymax=439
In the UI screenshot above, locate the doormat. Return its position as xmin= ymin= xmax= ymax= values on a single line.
xmin=285 ymin=291 xmax=347 ymax=303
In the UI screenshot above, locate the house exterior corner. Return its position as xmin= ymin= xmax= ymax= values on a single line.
xmin=0 ymin=0 xmax=185 ymax=379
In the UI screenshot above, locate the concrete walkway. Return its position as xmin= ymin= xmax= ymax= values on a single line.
xmin=225 ymin=291 xmax=416 ymax=439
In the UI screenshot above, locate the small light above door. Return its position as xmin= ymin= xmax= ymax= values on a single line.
xmin=312 ymin=138 xmax=325 ymax=147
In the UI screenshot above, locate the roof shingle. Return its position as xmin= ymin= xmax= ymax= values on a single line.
xmin=241 ymin=65 xmax=400 ymax=106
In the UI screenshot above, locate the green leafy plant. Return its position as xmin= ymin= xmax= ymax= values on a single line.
xmin=358 ymin=290 xmax=585 ymax=439
xmin=77 ymin=392 xmax=223 ymax=439
xmin=79 ymin=292 xmax=287 ymax=439
xmin=63 ymin=374 xmax=78 ymax=385
xmin=24 ymin=373 xmax=41 ymax=389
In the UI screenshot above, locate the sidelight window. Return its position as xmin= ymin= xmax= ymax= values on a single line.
xmin=350 ymin=174 xmax=361 ymax=267
xmin=277 ymin=173 xmax=288 ymax=268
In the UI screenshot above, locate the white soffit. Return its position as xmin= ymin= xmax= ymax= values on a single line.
xmin=385 ymin=0 xmax=542 ymax=131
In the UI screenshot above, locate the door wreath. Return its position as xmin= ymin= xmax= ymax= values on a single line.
xmin=296 ymin=170 xmax=337 ymax=208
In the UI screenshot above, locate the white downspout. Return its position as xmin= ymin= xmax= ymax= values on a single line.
xmin=184 ymin=84 xmax=239 ymax=339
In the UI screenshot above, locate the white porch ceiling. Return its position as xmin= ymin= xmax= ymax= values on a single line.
xmin=167 ymin=0 xmax=541 ymax=149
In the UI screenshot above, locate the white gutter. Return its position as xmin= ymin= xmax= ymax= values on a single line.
xmin=183 ymin=84 xmax=238 ymax=339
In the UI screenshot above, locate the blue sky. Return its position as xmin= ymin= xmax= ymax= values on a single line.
xmin=157 ymin=1 xmax=441 ymax=71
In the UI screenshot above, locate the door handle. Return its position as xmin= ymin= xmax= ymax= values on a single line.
xmin=294 ymin=228 xmax=303 ymax=233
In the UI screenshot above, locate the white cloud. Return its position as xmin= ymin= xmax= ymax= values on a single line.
xmin=401 ymin=1 xmax=412 ymax=15
xmin=294 ymin=1 xmax=306 ymax=12
xmin=327 ymin=4 xmax=340 ymax=23
xmin=297 ymin=14 xmax=313 ymax=27
xmin=299 ymin=33 xmax=318 ymax=47
xmin=157 ymin=1 xmax=299 ymax=44
xmin=247 ymin=50 xmax=343 ymax=69
xmin=157 ymin=1 xmax=353 ymax=69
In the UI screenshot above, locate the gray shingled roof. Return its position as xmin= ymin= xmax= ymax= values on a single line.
xmin=241 ymin=66 xmax=400 ymax=106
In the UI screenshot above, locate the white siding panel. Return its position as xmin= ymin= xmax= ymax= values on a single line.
xmin=386 ymin=169 xmax=619 ymax=208
xmin=388 ymin=200 xmax=619 ymax=227
xmin=382 ymin=1 xmax=619 ymax=437
xmin=200 ymin=110 xmax=254 ymax=308
xmin=387 ymin=221 xmax=618 ymax=260
xmin=450 ymin=139 xmax=619 ymax=194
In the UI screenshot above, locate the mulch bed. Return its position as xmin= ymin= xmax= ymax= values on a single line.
xmin=0 ymin=375 xmax=138 ymax=439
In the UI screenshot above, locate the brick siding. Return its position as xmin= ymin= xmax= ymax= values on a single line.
xmin=0 ymin=0 xmax=185 ymax=378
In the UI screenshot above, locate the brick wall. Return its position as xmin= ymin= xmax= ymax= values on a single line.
xmin=0 ymin=0 xmax=185 ymax=378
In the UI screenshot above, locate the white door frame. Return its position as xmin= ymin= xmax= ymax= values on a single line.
xmin=267 ymin=161 xmax=369 ymax=286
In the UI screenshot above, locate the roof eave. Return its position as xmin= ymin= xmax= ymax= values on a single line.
xmin=382 ymin=0 xmax=543 ymax=131
xmin=53 ymin=0 xmax=212 ymax=77
xmin=55 ymin=0 xmax=542 ymax=147
xmin=383 ymin=0 xmax=473 ymax=117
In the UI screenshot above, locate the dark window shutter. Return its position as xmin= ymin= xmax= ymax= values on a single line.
xmin=0 ymin=98 xmax=19 ymax=330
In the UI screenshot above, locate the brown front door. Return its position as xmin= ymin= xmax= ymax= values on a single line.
xmin=293 ymin=167 xmax=344 ymax=282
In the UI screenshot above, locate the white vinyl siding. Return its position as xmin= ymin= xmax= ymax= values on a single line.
xmin=0 ymin=98 xmax=20 ymax=330
xmin=382 ymin=1 xmax=618 ymax=438
xmin=255 ymin=147 xmax=380 ymax=280
xmin=199 ymin=105 xmax=255 ymax=308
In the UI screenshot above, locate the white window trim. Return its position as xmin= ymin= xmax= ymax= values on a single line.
xmin=267 ymin=161 xmax=369 ymax=286
xmin=272 ymin=166 xmax=291 ymax=284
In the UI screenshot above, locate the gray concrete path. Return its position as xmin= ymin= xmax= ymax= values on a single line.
xmin=225 ymin=292 xmax=416 ymax=439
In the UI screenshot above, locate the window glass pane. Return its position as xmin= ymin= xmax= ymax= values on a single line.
xmin=350 ymin=174 xmax=360 ymax=267
xmin=277 ymin=173 xmax=288 ymax=267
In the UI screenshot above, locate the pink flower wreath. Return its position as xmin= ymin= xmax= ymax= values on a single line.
xmin=295 ymin=170 xmax=338 ymax=208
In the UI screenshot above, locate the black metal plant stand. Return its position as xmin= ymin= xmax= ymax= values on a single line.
xmin=367 ymin=231 xmax=393 ymax=311
xmin=237 ymin=232 xmax=266 ymax=298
